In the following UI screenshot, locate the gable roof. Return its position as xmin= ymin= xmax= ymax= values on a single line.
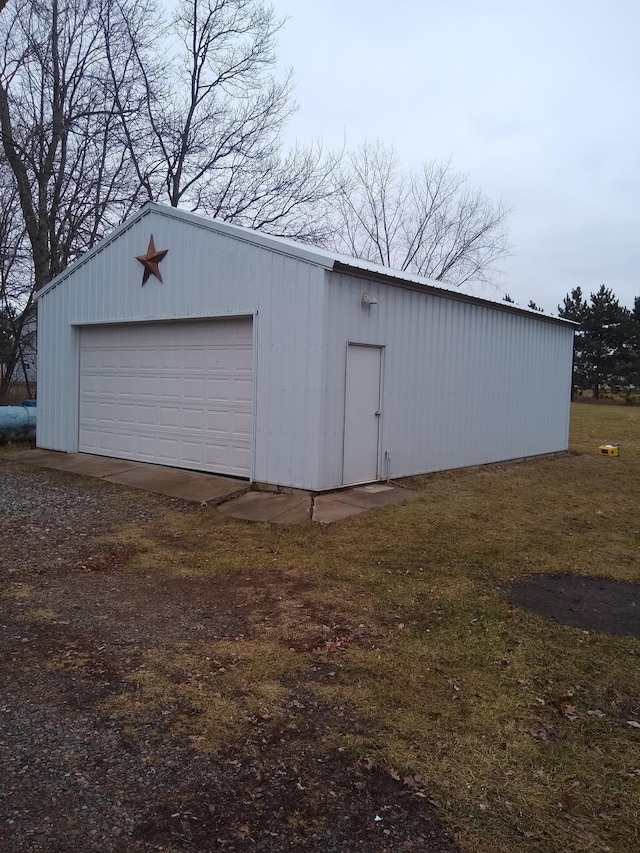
xmin=37 ymin=202 xmax=574 ymax=327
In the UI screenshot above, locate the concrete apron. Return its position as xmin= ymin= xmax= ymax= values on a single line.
xmin=7 ymin=450 xmax=418 ymax=524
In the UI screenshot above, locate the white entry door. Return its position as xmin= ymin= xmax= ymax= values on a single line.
xmin=78 ymin=318 xmax=253 ymax=478
xmin=343 ymin=344 xmax=383 ymax=485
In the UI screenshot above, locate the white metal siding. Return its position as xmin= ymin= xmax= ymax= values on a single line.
xmin=318 ymin=271 xmax=573 ymax=488
xmin=37 ymin=208 xmax=327 ymax=488
xmin=36 ymin=291 xmax=80 ymax=453
xmin=78 ymin=319 xmax=252 ymax=476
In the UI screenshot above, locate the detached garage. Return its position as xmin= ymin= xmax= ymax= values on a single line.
xmin=37 ymin=203 xmax=574 ymax=492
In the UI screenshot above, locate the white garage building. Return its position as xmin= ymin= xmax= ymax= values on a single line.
xmin=36 ymin=203 xmax=574 ymax=492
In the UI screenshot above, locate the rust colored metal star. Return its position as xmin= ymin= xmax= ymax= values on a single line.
xmin=136 ymin=235 xmax=168 ymax=285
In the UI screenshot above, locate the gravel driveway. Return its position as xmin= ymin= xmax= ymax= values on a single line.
xmin=1 ymin=463 xmax=192 ymax=852
xmin=1 ymin=459 xmax=458 ymax=853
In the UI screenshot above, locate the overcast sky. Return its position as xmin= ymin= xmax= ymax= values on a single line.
xmin=269 ymin=0 xmax=639 ymax=313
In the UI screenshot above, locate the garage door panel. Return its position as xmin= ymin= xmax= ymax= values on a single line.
xmin=97 ymin=430 xmax=117 ymax=452
xmin=231 ymin=447 xmax=252 ymax=471
xmin=79 ymin=319 xmax=253 ymax=477
xmin=205 ymin=440 xmax=243 ymax=464
xmin=233 ymin=378 xmax=253 ymax=402
xmin=183 ymin=349 xmax=208 ymax=370
xmin=81 ymin=348 xmax=103 ymax=370
xmin=133 ymin=433 xmax=158 ymax=455
xmin=182 ymin=378 xmax=205 ymax=399
xmin=136 ymin=404 xmax=158 ymax=426
xmin=204 ymin=384 xmax=252 ymax=406
xmin=181 ymin=408 xmax=204 ymax=430
xmin=116 ymin=434 xmax=138 ymax=454
xmin=116 ymin=403 xmax=136 ymax=424
xmin=79 ymin=427 xmax=97 ymax=450
xmin=156 ymin=437 xmax=181 ymax=460
xmin=234 ymin=348 xmax=253 ymax=371
xmin=98 ymin=402 xmax=117 ymax=422
xmin=98 ymin=375 xmax=117 ymax=395
xmin=119 ymin=349 xmax=140 ymax=370
xmin=138 ymin=377 xmax=159 ymax=397
xmin=93 ymin=348 xmax=117 ymax=369
xmin=206 ymin=378 xmax=232 ymax=400
xmin=175 ymin=441 xmax=203 ymax=464
xmin=231 ymin=411 xmax=252 ymax=434
xmin=158 ymin=406 xmax=183 ymax=428
xmin=79 ymin=399 xmax=98 ymax=419
xmin=157 ymin=349 xmax=181 ymax=370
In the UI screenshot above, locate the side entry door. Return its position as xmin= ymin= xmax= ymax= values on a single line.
xmin=343 ymin=344 xmax=383 ymax=485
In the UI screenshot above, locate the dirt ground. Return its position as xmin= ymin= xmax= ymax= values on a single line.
xmin=1 ymin=571 xmax=457 ymax=852
xmin=0 ymin=463 xmax=458 ymax=853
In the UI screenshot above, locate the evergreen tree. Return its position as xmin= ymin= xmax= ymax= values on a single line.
xmin=559 ymin=286 xmax=631 ymax=397
xmin=558 ymin=287 xmax=589 ymax=394
xmin=625 ymin=297 xmax=640 ymax=392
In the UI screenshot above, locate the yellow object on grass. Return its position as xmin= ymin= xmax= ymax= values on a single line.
xmin=599 ymin=444 xmax=620 ymax=456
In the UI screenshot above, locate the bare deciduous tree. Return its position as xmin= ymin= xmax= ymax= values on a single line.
xmin=0 ymin=157 xmax=35 ymax=399
xmin=109 ymin=0 xmax=342 ymax=241
xmin=0 ymin=0 xmax=510 ymax=404
xmin=0 ymin=0 xmax=343 ymax=399
xmin=330 ymin=142 xmax=510 ymax=285
xmin=0 ymin=0 xmax=153 ymax=293
xmin=0 ymin=0 xmax=156 ymax=400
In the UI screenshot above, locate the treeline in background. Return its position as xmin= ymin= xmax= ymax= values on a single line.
xmin=558 ymin=286 xmax=640 ymax=402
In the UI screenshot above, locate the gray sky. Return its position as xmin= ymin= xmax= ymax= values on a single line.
xmin=270 ymin=0 xmax=640 ymax=313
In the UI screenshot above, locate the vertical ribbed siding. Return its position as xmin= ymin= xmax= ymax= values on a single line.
xmin=250 ymin=250 xmax=325 ymax=488
xmin=36 ymin=288 xmax=77 ymax=452
xmin=37 ymin=209 xmax=327 ymax=488
xmin=318 ymin=272 xmax=573 ymax=488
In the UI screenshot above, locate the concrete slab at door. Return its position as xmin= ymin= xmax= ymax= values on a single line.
xmin=343 ymin=344 xmax=383 ymax=485
xmin=218 ymin=491 xmax=311 ymax=523
xmin=102 ymin=465 xmax=248 ymax=503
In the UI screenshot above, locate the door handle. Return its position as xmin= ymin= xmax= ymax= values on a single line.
xmin=375 ymin=411 xmax=381 ymax=416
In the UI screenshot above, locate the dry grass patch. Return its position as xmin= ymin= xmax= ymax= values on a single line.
xmin=104 ymin=639 xmax=309 ymax=753
xmin=46 ymin=651 xmax=92 ymax=672
xmin=16 ymin=606 xmax=58 ymax=622
xmin=312 ymin=616 xmax=640 ymax=851
xmin=3 ymin=582 xmax=37 ymax=599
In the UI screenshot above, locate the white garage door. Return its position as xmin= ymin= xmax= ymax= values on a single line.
xmin=79 ymin=319 xmax=253 ymax=477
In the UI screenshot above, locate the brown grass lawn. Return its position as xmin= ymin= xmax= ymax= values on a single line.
xmin=42 ymin=404 xmax=640 ymax=850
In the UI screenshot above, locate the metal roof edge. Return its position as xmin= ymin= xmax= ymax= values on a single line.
xmin=331 ymin=260 xmax=578 ymax=328
xmin=35 ymin=202 xmax=576 ymax=329
xmin=147 ymin=204 xmax=336 ymax=268
xmin=36 ymin=202 xmax=337 ymax=299
xmin=36 ymin=204 xmax=155 ymax=299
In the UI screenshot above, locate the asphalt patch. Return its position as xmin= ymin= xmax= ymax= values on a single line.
xmin=504 ymin=573 xmax=640 ymax=638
